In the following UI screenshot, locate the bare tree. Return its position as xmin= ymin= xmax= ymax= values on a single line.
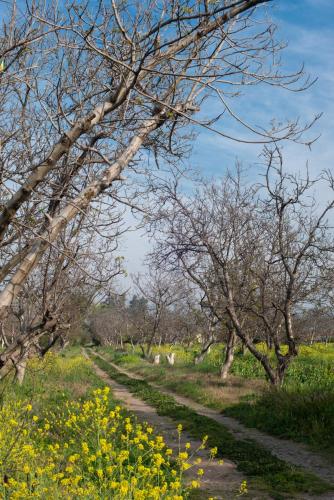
xmin=0 ymin=0 xmax=317 ymax=377
xmin=88 ymin=295 xmax=129 ymax=348
xmin=0 ymin=209 xmax=124 ymax=381
xmin=132 ymin=270 xmax=187 ymax=359
xmin=151 ymin=156 xmax=334 ymax=385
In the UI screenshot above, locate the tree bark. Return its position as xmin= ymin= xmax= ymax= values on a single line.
xmin=0 ymin=0 xmax=267 ymax=244
xmin=220 ymin=327 xmax=236 ymax=380
xmin=226 ymin=302 xmax=278 ymax=385
xmin=0 ymin=107 xmax=172 ymax=324
xmin=13 ymin=356 xmax=27 ymax=385
xmin=166 ymin=352 xmax=175 ymax=365
xmin=194 ymin=340 xmax=215 ymax=364
xmin=0 ymin=317 xmax=58 ymax=379
xmin=153 ymin=354 xmax=160 ymax=365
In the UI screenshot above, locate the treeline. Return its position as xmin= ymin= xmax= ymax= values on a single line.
xmin=0 ymin=0 xmax=333 ymax=387
xmin=89 ymin=162 xmax=334 ymax=386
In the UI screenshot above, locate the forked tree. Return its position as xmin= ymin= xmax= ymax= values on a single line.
xmin=132 ymin=270 xmax=188 ymax=359
xmin=0 ymin=0 xmax=318 ymax=378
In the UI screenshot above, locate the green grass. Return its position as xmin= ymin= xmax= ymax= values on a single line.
xmin=91 ymin=351 xmax=333 ymax=499
xmin=0 ymin=347 xmax=106 ymax=409
xmin=224 ymin=346 xmax=334 ymax=458
xmin=98 ymin=347 xmax=231 ymax=410
xmin=224 ymin=385 xmax=334 ymax=459
xmin=98 ymin=343 xmax=334 ymax=458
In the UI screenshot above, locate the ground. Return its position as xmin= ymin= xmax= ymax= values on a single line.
xmin=1 ymin=346 xmax=333 ymax=499
xmin=89 ymin=346 xmax=334 ymax=499
xmin=97 ymin=343 xmax=334 ymax=460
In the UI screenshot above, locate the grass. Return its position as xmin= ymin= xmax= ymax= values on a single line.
xmin=91 ymin=351 xmax=333 ymax=499
xmin=224 ymin=385 xmax=334 ymax=459
xmin=98 ymin=343 xmax=334 ymax=459
xmin=98 ymin=346 xmax=263 ymax=410
xmin=224 ymin=346 xmax=334 ymax=459
xmin=0 ymin=347 xmax=106 ymax=408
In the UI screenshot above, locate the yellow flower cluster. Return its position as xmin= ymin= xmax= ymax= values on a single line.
xmin=0 ymin=385 xmax=203 ymax=499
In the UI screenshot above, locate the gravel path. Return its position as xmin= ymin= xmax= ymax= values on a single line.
xmin=84 ymin=350 xmax=256 ymax=500
xmin=91 ymin=350 xmax=334 ymax=487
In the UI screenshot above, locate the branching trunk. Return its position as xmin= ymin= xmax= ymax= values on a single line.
xmin=166 ymin=352 xmax=175 ymax=366
xmin=0 ymin=324 xmax=10 ymax=348
xmin=0 ymin=0 xmax=265 ymax=244
xmin=226 ymin=302 xmax=278 ymax=385
xmin=0 ymin=316 xmax=59 ymax=379
xmin=194 ymin=340 xmax=215 ymax=364
xmin=39 ymin=332 xmax=64 ymax=357
xmin=220 ymin=326 xmax=236 ymax=380
xmin=13 ymin=355 xmax=27 ymax=385
xmin=0 ymin=107 xmax=173 ymax=323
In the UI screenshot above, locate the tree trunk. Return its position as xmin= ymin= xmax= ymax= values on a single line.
xmin=166 ymin=352 xmax=175 ymax=366
xmin=153 ymin=354 xmax=160 ymax=365
xmin=144 ymin=330 xmax=157 ymax=359
xmin=284 ymin=300 xmax=298 ymax=357
xmin=194 ymin=340 xmax=215 ymax=364
xmin=0 ymin=317 xmax=59 ymax=379
xmin=40 ymin=332 xmax=63 ymax=357
xmin=130 ymin=338 xmax=135 ymax=352
xmin=226 ymin=302 xmax=278 ymax=385
xmin=0 ymin=324 xmax=9 ymax=349
xmin=13 ymin=356 xmax=27 ymax=385
xmin=265 ymin=333 xmax=273 ymax=350
xmin=220 ymin=327 xmax=236 ymax=380
xmin=0 ymin=108 xmax=173 ymax=322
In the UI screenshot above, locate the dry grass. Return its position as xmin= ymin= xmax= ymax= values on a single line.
xmin=199 ymin=375 xmax=265 ymax=408
xmin=116 ymin=362 xmax=266 ymax=411
xmin=63 ymin=380 xmax=90 ymax=398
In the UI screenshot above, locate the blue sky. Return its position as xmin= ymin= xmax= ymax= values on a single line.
xmin=192 ymin=0 xmax=334 ymax=178
xmin=2 ymin=0 xmax=333 ymax=285
xmin=120 ymin=0 xmax=334 ymax=285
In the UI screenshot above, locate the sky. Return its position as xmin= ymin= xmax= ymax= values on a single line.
xmin=1 ymin=0 xmax=333 ymax=291
xmin=119 ymin=0 xmax=334 ymax=286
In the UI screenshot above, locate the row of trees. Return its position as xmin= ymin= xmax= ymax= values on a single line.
xmin=89 ymin=152 xmax=334 ymax=388
xmin=88 ymin=277 xmax=200 ymax=349
xmin=0 ymin=0 xmax=329 ymax=383
xmin=147 ymin=151 xmax=334 ymax=385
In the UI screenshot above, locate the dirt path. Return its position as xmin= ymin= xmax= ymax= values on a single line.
xmin=91 ymin=351 xmax=334 ymax=487
xmin=84 ymin=350 xmax=255 ymax=500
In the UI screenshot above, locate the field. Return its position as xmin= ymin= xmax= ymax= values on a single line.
xmin=0 ymin=346 xmax=333 ymax=499
xmin=97 ymin=343 xmax=334 ymax=460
